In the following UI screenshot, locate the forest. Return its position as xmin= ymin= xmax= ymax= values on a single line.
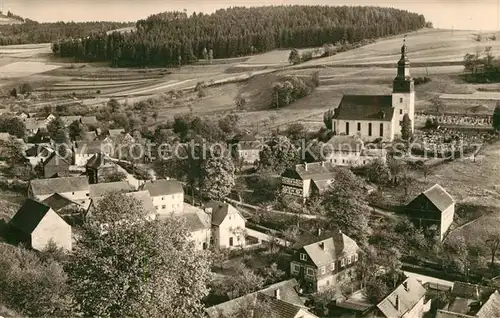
xmin=51 ymin=6 xmax=428 ymax=67
xmin=0 ymin=15 xmax=133 ymax=45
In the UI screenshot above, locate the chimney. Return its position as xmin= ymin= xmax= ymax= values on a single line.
xmin=403 ymin=281 xmax=408 ymax=292
xmin=274 ymin=288 xmax=280 ymax=300
xmin=395 ymin=295 xmax=400 ymax=311
xmin=304 ymin=163 xmax=308 ymax=171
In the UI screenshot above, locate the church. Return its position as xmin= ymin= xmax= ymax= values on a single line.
xmin=331 ymin=38 xmax=415 ymax=142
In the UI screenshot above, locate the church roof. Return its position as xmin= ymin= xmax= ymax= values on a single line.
xmin=334 ymin=95 xmax=394 ymax=122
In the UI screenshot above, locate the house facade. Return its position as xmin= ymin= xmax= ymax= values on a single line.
xmin=281 ymin=162 xmax=336 ymax=199
xmin=331 ymin=39 xmax=415 ymax=141
xmin=28 ymin=176 xmax=91 ymax=209
xmin=182 ymin=203 xmax=212 ymax=250
xmin=205 ymin=201 xmax=246 ymax=249
xmin=232 ymin=133 xmax=261 ymax=165
xmin=73 ymin=140 xmax=114 ymax=166
xmin=405 ymin=184 xmax=455 ymax=241
xmin=8 ymin=199 xmax=72 ymax=251
xmin=141 ymin=179 xmax=184 ymax=215
xmin=290 ymin=230 xmax=360 ymax=293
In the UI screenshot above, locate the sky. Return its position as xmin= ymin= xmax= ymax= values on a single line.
xmin=3 ymin=0 xmax=500 ymax=31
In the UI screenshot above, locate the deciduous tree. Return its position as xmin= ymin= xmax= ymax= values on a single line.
xmin=259 ymin=135 xmax=298 ymax=173
xmin=200 ymin=146 xmax=235 ymax=200
xmin=66 ymin=192 xmax=212 ymax=318
xmin=400 ymin=113 xmax=412 ymax=141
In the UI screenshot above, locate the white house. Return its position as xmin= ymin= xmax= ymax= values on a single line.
xmin=141 ymin=179 xmax=184 ymax=215
xmin=205 ymin=201 xmax=246 ymax=249
xmin=331 ymin=39 xmax=415 ymax=142
xmin=28 ymin=176 xmax=91 ymax=209
xmin=322 ymin=135 xmax=387 ymax=167
xmin=182 ymin=203 xmax=212 ymax=250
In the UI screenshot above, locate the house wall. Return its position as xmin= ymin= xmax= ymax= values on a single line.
xmin=440 ymin=203 xmax=455 ymax=240
xmin=151 ymin=193 xmax=184 ymax=215
xmin=43 ymin=158 xmax=70 ymax=178
xmin=333 ymin=119 xmax=394 ymax=142
xmin=281 ymin=177 xmax=304 ymax=197
xmin=236 ymin=149 xmax=260 ymax=164
xmin=217 ymin=212 xmax=246 ymax=249
xmin=326 ymin=152 xmax=383 ymax=167
xmin=294 ymin=309 xmax=318 ymax=318
xmin=31 ymin=209 xmax=72 ymax=251
xmin=402 ymin=296 xmax=429 ymax=318
xmin=190 ymin=228 xmax=211 ymax=250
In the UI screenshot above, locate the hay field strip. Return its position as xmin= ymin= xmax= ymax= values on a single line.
xmin=0 ymin=61 xmax=61 ymax=78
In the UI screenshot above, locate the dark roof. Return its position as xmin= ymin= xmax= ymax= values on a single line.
xmin=422 ymin=184 xmax=454 ymax=212
xmin=141 ymin=179 xmax=183 ymax=197
xmin=41 ymin=193 xmax=79 ymax=211
xmin=376 ymin=277 xmax=427 ymax=318
xmin=204 ymin=201 xmax=245 ymax=226
xmin=334 ymin=95 xmax=394 ymax=121
xmin=282 ymin=162 xmax=337 ymax=182
xmin=296 ymin=231 xmax=359 ymax=267
xmin=30 ymin=176 xmax=89 ymax=196
xmin=89 ymin=181 xmax=133 ymax=199
xmin=9 ymin=199 xmax=51 ymax=234
xmin=452 ymin=282 xmax=496 ymax=300
xmin=85 ymin=152 xmax=115 ymax=169
xmin=205 ymin=279 xmax=305 ymax=318
xmin=42 ymin=151 xmax=70 ymax=167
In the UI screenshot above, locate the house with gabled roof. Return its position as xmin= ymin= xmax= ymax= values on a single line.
xmin=28 ymin=176 xmax=90 ymax=209
xmin=73 ymin=140 xmax=113 ymax=166
xmin=330 ymin=39 xmax=415 ymax=142
xmin=290 ymin=229 xmax=360 ymax=293
xmin=180 ymin=203 xmax=212 ymax=250
xmin=405 ymin=184 xmax=455 ymax=241
xmin=85 ymin=152 xmax=122 ymax=184
xmin=231 ymin=133 xmax=261 ymax=165
xmin=281 ymin=162 xmax=337 ymax=199
xmin=140 ymin=178 xmax=184 ymax=215
xmin=204 ymin=201 xmax=246 ymax=249
xmin=7 ymin=199 xmax=72 ymax=251
xmin=41 ymin=193 xmax=82 ymax=215
xmin=359 ymin=277 xmax=430 ymax=318
xmin=205 ymin=279 xmax=317 ymax=318
xmin=38 ymin=151 xmax=71 ymax=178
xmin=87 ymin=190 xmax=157 ymax=221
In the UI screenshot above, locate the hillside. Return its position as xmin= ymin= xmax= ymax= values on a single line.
xmin=52 ymin=5 xmax=428 ymax=67
xmin=0 ymin=11 xmax=134 ymax=45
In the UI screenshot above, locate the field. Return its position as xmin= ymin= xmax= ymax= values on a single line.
xmin=1 ymin=28 xmax=500 ymax=129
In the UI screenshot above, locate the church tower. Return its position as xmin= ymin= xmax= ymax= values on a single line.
xmin=392 ymin=36 xmax=415 ymax=135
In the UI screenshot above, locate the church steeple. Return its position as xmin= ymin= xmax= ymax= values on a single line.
xmin=393 ymin=35 xmax=413 ymax=93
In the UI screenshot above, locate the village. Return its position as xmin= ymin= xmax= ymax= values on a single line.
xmin=2 ymin=4 xmax=500 ymax=318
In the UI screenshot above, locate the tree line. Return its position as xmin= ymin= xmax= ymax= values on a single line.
xmin=52 ymin=6 xmax=427 ymax=67
xmin=0 ymin=18 xmax=133 ymax=45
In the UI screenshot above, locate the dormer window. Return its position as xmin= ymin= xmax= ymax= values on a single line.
xmin=354 ymin=253 xmax=358 ymax=262
xmin=400 ymin=97 xmax=403 ymax=103
xmin=400 ymin=109 xmax=403 ymax=115
xmin=341 ymin=258 xmax=345 ymax=267
xmin=331 ymin=262 xmax=335 ymax=271
xmin=300 ymin=253 xmax=307 ymax=261
xmin=348 ymin=256 xmax=352 ymax=264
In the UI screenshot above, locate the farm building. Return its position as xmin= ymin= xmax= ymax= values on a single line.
xmin=140 ymin=179 xmax=184 ymax=215
xmin=8 ymin=199 xmax=72 ymax=251
xmin=38 ymin=151 xmax=70 ymax=178
xmin=28 ymin=176 xmax=90 ymax=209
xmin=405 ymin=184 xmax=455 ymax=241
xmin=281 ymin=162 xmax=336 ymax=199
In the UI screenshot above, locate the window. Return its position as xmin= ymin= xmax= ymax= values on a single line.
xmin=400 ymin=109 xmax=403 ymax=115
xmin=342 ymin=159 xmax=345 ymax=163
xmin=380 ymin=123 xmax=384 ymax=137
xmin=306 ymin=268 xmax=314 ymax=276
xmin=326 ymin=280 xmax=330 ymax=286
xmin=294 ymin=264 xmax=301 ymax=272
xmin=354 ymin=253 xmax=358 ymax=262
xmin=348 ymin=256 xmax=352 ymax=264
xmin=300 ymin=253 xmax=307 ymax=261
xmin=320 ymin=266 xmax=325 ymax=274
xmin=86 ymin=193 xmax=89 ymax=197
xmin=400 ymin=97 xmax=403 ymax=103
xmin=341 ymin=258 xmax=345 ymax=267
xmin=331 ymin=262 xmax=335 ymax=271
xmin=161 ymin=205 xmax=166 ymax=209
xmin=162 ymin=197 xmax=164 ymax=200
xmin=368 ymin=123 xmax=372 ymax=136
xmin=334 ymin=159 xmax=337 ymax=163
xmin=357 ymin=123 xmax=361 ymax=131
xmin=72 ymin=192 xmax=75 ymax=195
xmin=345 ymin=122 xmax=349 ymax=135
xmin=229 ymin=237 xmax=234 ymax=246
xmin=202 ymin=242 xmax=207 ymax=250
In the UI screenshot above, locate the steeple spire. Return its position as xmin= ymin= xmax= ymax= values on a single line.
xmin=396 ymin=35 xmax=410 ymax=79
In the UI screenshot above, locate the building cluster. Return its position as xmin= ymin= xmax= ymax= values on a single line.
xmin=8 ymin=176 xmax=247 ymax=252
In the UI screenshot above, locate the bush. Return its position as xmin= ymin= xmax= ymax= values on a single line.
xmin=414 ymin=76 xmax=432 ymax=85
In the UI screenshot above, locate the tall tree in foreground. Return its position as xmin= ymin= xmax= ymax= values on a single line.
xmin=322 ymin=168 xmax=370 ymax=242
xmin=493 ymin=102 xmax=500 ymax=131
xmin=66 ymin=193 xmax=212 ymax=318
xmin=400 ymin=113 xmax=412 ymax=141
